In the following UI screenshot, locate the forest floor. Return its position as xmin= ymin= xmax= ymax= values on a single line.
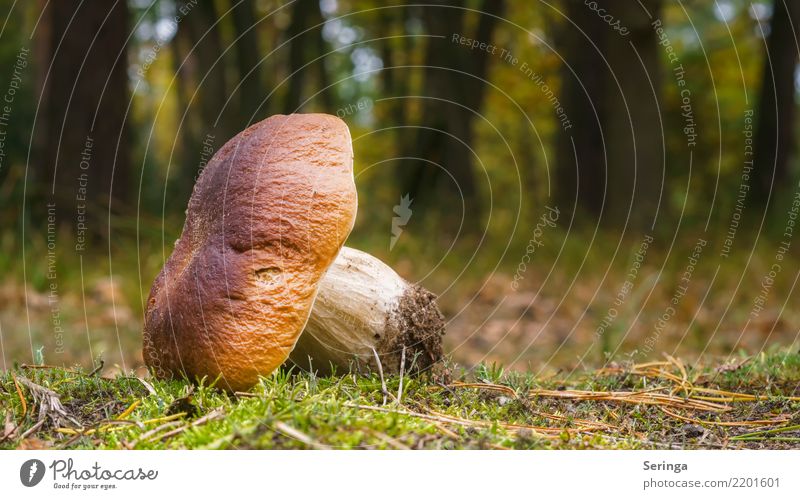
xmin=1 ymin=349 xmax=799 ymax=450
xmin=3 ymin=231 xmax=800 ymax=449
xmin=5 ymin=229 xmax=800 ymax=381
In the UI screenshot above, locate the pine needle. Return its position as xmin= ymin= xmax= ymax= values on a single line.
xmin=10 ymin=373 xmax=26 ymax=419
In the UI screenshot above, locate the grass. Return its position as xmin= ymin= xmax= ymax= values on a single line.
xmin=2 ymin=348 xmax=799 ymax=450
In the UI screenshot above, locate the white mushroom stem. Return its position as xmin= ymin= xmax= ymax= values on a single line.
xmin=289 ymin=247 xmax=445 ymax=374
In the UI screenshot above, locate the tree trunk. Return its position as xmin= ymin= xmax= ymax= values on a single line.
xmin=36 ymin=0 xmax=130 ymax=234
xmin=171 ymin=12 xmax=201 ymax=208
xmin=555 ymin=0 xmax=662 ymax=229
xmin=399 ymin=0 xmax=505 ymax=233
xmin=378 ymin=7 xmax=412 ymax=131
xmin=752 ymin=0 xmax=800 ymax=206
xmin=231 ymin=0 xmax=265 ymax=126
xmin=170 ymin=0 xmax=228 ymax=207
xmin=554 ymin=0 xmax=608 ymax=221
xmin=186 ymin=0 xmax=228 ymax=135
xmin=603 ymin=0 xmax=662 ymax=228
xmin=283 ymin=0 xmax=330 ymax=113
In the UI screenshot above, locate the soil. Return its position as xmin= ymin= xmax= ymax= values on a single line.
xmin=379 ymin=284 xmax=446 ymax=374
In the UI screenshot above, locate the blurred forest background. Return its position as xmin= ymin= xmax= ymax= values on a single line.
xmin=1 ymin=0 xmax=800 ymax=376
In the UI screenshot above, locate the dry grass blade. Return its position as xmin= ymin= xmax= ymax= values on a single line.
xmin=664 ymin=354 xmax=691 ymax=397
xmin=125 ymin=420 xmax=184 ymax=449
xmin=55 ymin=420 xmax=142 ymax=436
xmin=137 ymin=377 xmax=157 ymax=397
xmin=56 ymin=409 xmax=188 ymax=444
xmin=116 ymin=400 xmax=141 ymax=420
xmin=432 ymin=421 xmax=461 ymax=439
xmin=529 ymin=388 xmax=730 ymax=412
xmin=449 ymin=382 xmax=517 ymax=398
xmin=366 ymin=428 xmax=411 ymax=450
xmin=372 ymin=347 xmax=389 ymax=405
xmin=397 ymin=345 xmax=406 ymax=406
xmin=688 ymin=386 xmax=800 ymax=402
xmin=634 ymin=361 xmax=673 ymax=369
xmin=275 ymin=421 xmax=329 ymax=449
xmin=152 ymin=408 xmax=225 ymax=442
xmin=138 ymin=412 xmax=187 ymax=426
xmin=11 ymin=373 xmax=27 ymax=419
xmin=423 ymin=407 xmax=610 ymax=438
xmin=15 ymin=375 xmax=78 ymax=428
xmin=88 ymin=360 xmax=104 ymax=377
xmin=527 ymin=409 xmax=618 ymax=431
xmin=446 ymin=382 xmax=615 ymax=431
xmin=234 ymin=391 xmax=258 ymax=398
xmin=0 ymin=412 xmax=18 ymax=443
xmin=600 ymin=360 xmax=800 ymax=403
xmin=18 ymin=419 xmax=45 ymax=440
xmin=665 ymin=355 xmax=688 ymax=381
xmin=658 ymin=406 xmax=790 ymax=427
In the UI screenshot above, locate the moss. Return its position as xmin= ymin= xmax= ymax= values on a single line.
xmin=1 ymin=349 xmax=799 ymax=449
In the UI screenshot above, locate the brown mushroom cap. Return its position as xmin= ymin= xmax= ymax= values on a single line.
xmin=143 ymin=114 xmax=357 ymax=391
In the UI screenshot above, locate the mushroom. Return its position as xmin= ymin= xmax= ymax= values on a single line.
xmin=143 ymin=114 xmax=357 ymax=392
xmin=290 ymin=246 xmax=445 ymax=375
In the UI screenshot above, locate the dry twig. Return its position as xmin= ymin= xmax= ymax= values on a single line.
xmin=15 ymin=375 xmax=78 ymax=428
